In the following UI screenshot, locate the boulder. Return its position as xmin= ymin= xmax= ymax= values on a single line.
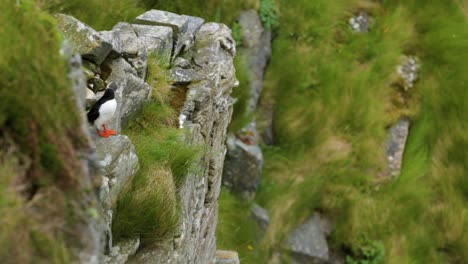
xmin=222 ymin=133 xmax=263 ymax=198
xmin=215 ymin=250 xmax=240 ymax=264
xmin=136 ymin=10 xmax=189 ymax=36
xmin=349 ymin=12 xmax=371 ymax=33
xmin=99 ymin=23 xmax=139 ymax=58
xmin=173 ymin=15 xmax=205 ymax=59
xmin=56 ymin=14 xmax=113 ymax=65
xmin=169 ymin=68 xmax=203 ymax=85
xmin=287 ymin=213 xmax=330 ymax=264
xmin=387 ymin=119 xmax=410 ymax=177
xmin=103 ymin=58 xmax=151 ymax=130
xmin=131 ymin=24 xmax=173 ymax=66
xmin=250 ymin=203 xmax=270 ymax=232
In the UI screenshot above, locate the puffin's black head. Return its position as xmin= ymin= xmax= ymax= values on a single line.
xmin=107 ymin=82 xmax=118 ymax=91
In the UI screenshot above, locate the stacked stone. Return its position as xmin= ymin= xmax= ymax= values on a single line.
xmin=56 ymin=9 xmax=237 ymax=264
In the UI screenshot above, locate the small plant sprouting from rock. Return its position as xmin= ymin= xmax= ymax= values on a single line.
xmin=259 ymin=0 xmax=279 ymax=30
xmin=346 ymin=236 xmax=385 ymax=264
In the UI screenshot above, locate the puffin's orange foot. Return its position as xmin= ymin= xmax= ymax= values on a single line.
xmin=106 ymin=129 xmax=117 ymax=136
xmin=98 ymin=130 xmax=110 ymax=138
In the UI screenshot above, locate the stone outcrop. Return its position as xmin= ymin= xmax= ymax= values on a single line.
xmin=286 ymin=213 xmax=330 ymax=264
xmin=129 ymin=21 xmax=237 ymax=264
xmin=222 ymin=10 xmax=272 ymax=198
xmin=56 ymin=9 xmax=237 ymax=264
xmin=250 ymin=203 xmax=270 ymax=233
xmin=56 ymin=14 xmax=113 ymax=65
xmin=387 ymin=118 xmax=410 ymax=177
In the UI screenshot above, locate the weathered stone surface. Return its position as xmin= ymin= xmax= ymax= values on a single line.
xmin=136 ymin=10 xmax=189 ymax=36
xmin=131 ymin=24 xmax=173 ymax=65
xmin=104 ymin=58 xmax=151 ymax=130
xmin=223 ymin=132 xmax=263 ymax=198
xmin=93 ymin=134 xmax=139 ymax=255
xmin=169 ymin=68 xmax=203 ymax=84
xmin=251 ymin=203 xmax=270 ymax=232
xmin=130 ymin=22 xmax=237 ymax=264
xmin=100 ymin=23 xmax=139 ymax=57
xmin=173 ymin=15 xmax=205 ymax=59
xmin=387 ymin=119 xmax=410 ymax=177
xmin=349 ymin=12 xmax=371 ymax=33
xmin=215 ymin=250 xmax=240 ymax=264
xmin=397 ymin=56 xmax=420 ymax=90
xmin=287 ymin=214 xmax=330 ymax=264
xmin=94 ymin=135 xmax=139 ymax=207
xmin=56 ymin=14 xmax=113 ymax=65
xmin=238 ymin=10 xmax=272 ymax=112
xmin=104 ymin=239 xmax=140 ymax=264
xmin=173 ymin=57 xmax=191 ymax=69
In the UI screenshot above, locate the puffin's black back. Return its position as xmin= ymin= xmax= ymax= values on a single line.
xmin=87 ymin=88 xmax=116 ymax=124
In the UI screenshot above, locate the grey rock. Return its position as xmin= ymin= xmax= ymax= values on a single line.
xmin=349 ymin=12 xmax=371 ymax=33
xmin=131 ymin=22 xmax=236 ymax=264
xmin=387 ymin=119 xmax=410 ymax=177
xmin=100 ymin=23 xmax=139 ymax=58
xmin=222 ymin=133 xmax=263 ymax=198
xmin=104 ymin=58 xmax=151 ymax=129
xmin=104 ymin=238 xmax=140 ymax=264
xmin=127 ymin=55 xmax=148 ymax=79
xmin=215 ymin=250 xmax=240 ymax=264
xmin=238 ymin=10 xmax=272 ymax=112
xmin=239 ymin=10 xmax=264 ymax=49
xmin=94 ymin=135 xmax=139 ymax=207
xmin=131 ymin=24 xmax=173 ymax=66
xmin=93 ymin=134 xmax=139 ymax=254
xmin=169 ymin=68 xmax=203 ymax=84
xmin=56 ymin=14 xmax=113 ymax=65
xmin=173 ymin=15 xmax=205 ymax=59
xmin=136 ymin=9 xmax=189 ymax=36
xmin=287 ymin=213 xmax=330 ymax=264
xmin=397 ymin=56 xmax=420 ymax=90
xmin=250 ymin=203 xmax=270 ymax=232
xmin=173 ymin=57 xmax=191 ymax=69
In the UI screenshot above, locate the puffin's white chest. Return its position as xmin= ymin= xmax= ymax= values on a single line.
xmin=95 ymin=99 xmax=117 ymax=127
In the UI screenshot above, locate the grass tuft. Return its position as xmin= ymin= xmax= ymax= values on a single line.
xmin=112 ymin=54 xmax=200 ymax=246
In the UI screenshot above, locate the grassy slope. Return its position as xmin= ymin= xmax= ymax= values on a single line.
xmin=246 ymin=0 xmax=467 ymax=263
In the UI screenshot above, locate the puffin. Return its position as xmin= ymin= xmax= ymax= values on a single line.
xmin=87 ymin=82 xmax=118 ymax=138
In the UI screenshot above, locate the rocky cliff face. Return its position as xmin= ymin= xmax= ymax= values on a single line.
xmin=56 ymin=9 xmax=237 ymax=264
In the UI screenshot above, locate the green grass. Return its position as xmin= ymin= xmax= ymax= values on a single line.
xmin=0 ymin=1 xmax=96 ymax=262
xmin=112 ymin=55 xmax=200 ymax=246
xmin=218 ymin=0 xmax=468 ymax=263
xmin=216 ymin=188 xmax=266 ymax=263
